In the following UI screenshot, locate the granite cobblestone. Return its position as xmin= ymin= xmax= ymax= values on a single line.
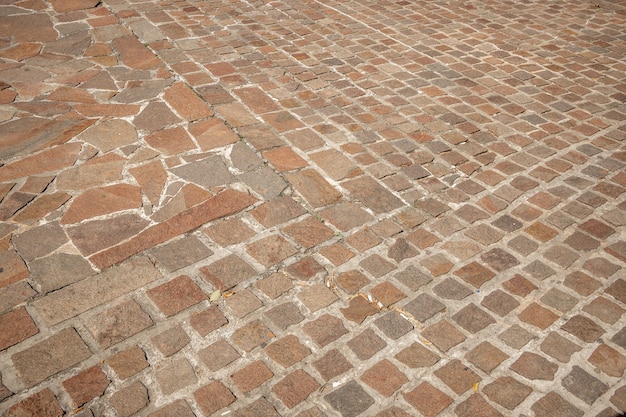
xmin=1 ymin=0 xmax=625 ymax=415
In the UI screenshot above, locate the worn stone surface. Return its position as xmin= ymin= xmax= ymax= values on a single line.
xmin=1 ymin=0 xmax=625 ymax=415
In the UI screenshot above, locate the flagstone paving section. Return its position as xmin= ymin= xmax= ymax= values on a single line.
xmin=0 ymin=0 xmax=625 ymax=415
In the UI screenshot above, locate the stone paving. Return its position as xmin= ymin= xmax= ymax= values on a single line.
xmin=0 ymin=0 xmax=625 ymax=415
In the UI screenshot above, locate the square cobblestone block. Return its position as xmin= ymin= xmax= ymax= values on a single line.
xmin=511 ymin=352 xmax=558 ymax=380
xmin=394 ymin=265 xmax=432 ymax=291
xmin=454 ymin=261 xmax=495 ymax=288
xmin=531 ymin=392 xmax=583 ymax=417
xmin=404 ymin=381 xmax=452 ymax=417
xmin=465 ymin=341 xmax=508 ymax=373
xmin=107 ymin=346 xmax=148 ymax=380
xmin=582 ymin=257 xmax=620 ymax=278
xmin=503 ymin=274 xmax=537 ymax=297
xmin=84 ymin=300 xmax=153 ymax=349
xmin=7 ymin=389 xmax=63 ymax=417
xmin=194 ymin=381 xmax=235 ymax=416
xmin=255 ymin=272 xmax=293 ymax=299
xmin=508 ymin=235 xmax=539 ymax=256
xmin=499 ymin=324 xmax=534 ymax=349
xmin=345 ymin=229 xmax=381 ymax=252
xmin=455 ymin=393 xmax=504 ymax=417
xmin=361 ymin=359 xmax=408 ymax=397
xmin=335 ymin=270 xmax=370 ymax=295
xmin=610 ymin=385 xmax=626 ymax=411
xmin=420 ymin=253 xmax=453 ymax=276
xmin=483 ymin=376 xmax=532 ymax=410
xmin=541 ymin=288 xmax=578 ymax=313
xmin=519 ymin=302 xmax=559 ymax=329
xmin=285 ymin=256 xmax=326 ymax=281
xmin=62 ymin=366 xmax=109 ymax=407
xmin=523 ymin=260 xmax=556 ymax=280
xmin=151 ymin=325 xmax=189 ymax=357
xmin=347 ymin=328 xmax=387 ymax=360
xmin=198 ymin=339 xmax=240 ymax=371
xmin=298 ymin=283 xmax=338 ymax=312
xmin=265 ymin=335 xmax=311 ymax=368
xmin=562 ymin=366 xmax=609 ymax=405
xmin=374 ymin=311 xmax=414 ymax=340
xmin=313 ymin=349 xmax=353 ymax=381
xmin=190 ymin=305 xmax=228 ymax=336
xmin=453 ymin=303 xmax=496 ymax=333
xmin=156 ymin=358 xmax=197 ymax=395
xmin=370 ymin=282 xmax=406 ymax=307
xmin=225 ymin=289 xmax=263 ymax=318
xmin=561 ymin=314 xmax=606 ymax=343
xmin=433 ymin=277 xmax=473 ymax=300
xmin=583 ymin=296 xmax=625 ymax=324
xmin=148 ymin=236 xmax=212 ymax=272
xmin=273 ymin=369 xmax=320 ymax=409
xmin=231 ymin=360 xmax=273 ymax=392
xmin=340 ymin=296 xmax=378 ymax=324
xmin=204 ymin=218 xmax=256 ymax=247
xmin=319 ymin=243 xmax=355 ymax=266
xmin=324 ymin=380 xmax=374 ymax=417
xmin=12 ymin=327 xmax=91 ymax=387
xmin=481 ymin=289 xmax=519 ymax=316
xmin=147 ymin=400 xmax=195 ymax=417
xmin=110 ymin=381 xmax=149 ymax=417
xmin=359 ymin=254 xmax=397 ymax=278
xmin=0 ymin=307 xmax=38 ymax=351
xmin=421 ymin=320 xmax=465 ymax=352
xmin=147 ymin=275 xmax=206 ymax=317
xmin=540 ymin=332 xmax=582 ymax=363
xmin=435 ymin=359 xmax=481 ymax=395
xmin=588 ymin=344 xmax=626 ymax=378
xmin=201 ymin=254 xmax=256 ymax=291
xmin=264 ymin=302 xmax=304 ymax=330
xmin=231 ymin=319 xmax=274 ymax=352
xmin=303 ymin=314 xmax=348 ymax=347
xmin=606 ymin=279 xmax=626 ymax=304
xmin=480 ymin=248 xmax=519 ymax=272
xmin=403 ymin=294 xmax=445 ymax=323
xmin=395 ymin=342 xmax=440 ymax=368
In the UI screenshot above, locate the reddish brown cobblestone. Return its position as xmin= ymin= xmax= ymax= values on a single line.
xmin=1 ymin=0 xmax=625 ymax=414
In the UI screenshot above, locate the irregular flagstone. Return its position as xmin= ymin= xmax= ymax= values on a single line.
xmin=12 ymin=222 xmax=68 ymax=262
xmin=152 ymin=184 xmax=212 ymax=222
xmin=0 ymin=14 xmax=57 ymax=42
xmin=11 ymin=100 xmax=71 ymax=117
xmin=43 ymin=30 xmax=91 ymax=56
xmin=32 ymin=256 xmax=161 ymax=326
xmin=89 ymin=188 xmax=257 ymax=269
xmin=170 ymin=156 xmax=234 ymax=189
xmin=133 ymin=101 xmax=180 ymax=132
xmin=111 ymin=35 xmax=160 ymax=70
xmin=16 ymin=184 xmax=56 ymax=216
xmin=61 ymin=184 xmax=142 ymax=224
xmin=29 ymin=253 xmax=95 ymax=294
xmin=67 ymin=213 xmax=150 ymax=256
xmin=49 ymin=0 xmax=100 ymax=12
xmin=0 ymin=42 xmax=42 ymax=61
xmin=47 ymin=86 xmax=96 ymax=104
xmin=55 ymin=153 xmax=125 ymax=191
xmin=0 ymin=249 xmax=29 ymax=289
xmin=74 ymin=103 xmax=141 ymax=117
xmin=0 ymin=118 xmax=92 ymax=161
xmin=188 ymin=118 xmax=239 ymax=151
xmin=0 ymin=142 xmax=82 ymax=182
xmin=0 ymin=191 xmax=35 ymax=221
xmin=164 ymin=82 xmax=213 ymax=121
xmin=144 ymin=126 xmax=195 ymax=155
xmin=113 ymin=79 xmax=172 ymax=103
xmin=75 ymin=119 xmax=138 ymax=152
xmin=129 ymin=160 xmax=167 ymax=206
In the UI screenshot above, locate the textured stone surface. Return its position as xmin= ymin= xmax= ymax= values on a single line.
xmin=1 ymin=1 xmax=625 ymax=415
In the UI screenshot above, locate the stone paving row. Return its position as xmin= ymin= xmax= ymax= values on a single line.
xmin=0 ymin=0 xmax=625 ymax=415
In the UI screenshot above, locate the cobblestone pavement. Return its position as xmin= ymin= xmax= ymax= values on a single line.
xmin=0 ymin=0 xmax=625 ymax=415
